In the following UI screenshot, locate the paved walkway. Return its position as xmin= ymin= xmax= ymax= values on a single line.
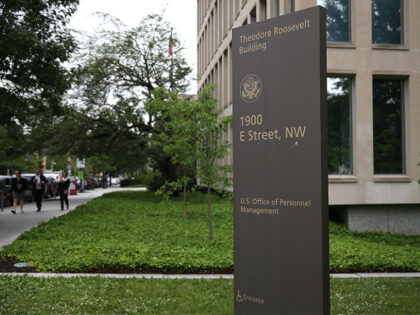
xmin=0 ymin=186 xmax=145 ymax=248
xmin=0 ymin=272 xmax=419 ymax=279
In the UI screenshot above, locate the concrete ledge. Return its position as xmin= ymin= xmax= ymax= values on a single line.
xmin=328 ymin=175 xmax=358 ymax=183
xmin=373 ymin=175 xmax=412 ymax=183
xmin=346 ymin=204 xmax=420 ymax=234
xmin=331 ymin=204 xmax=420 ymax=234
xmin=331 ymin=273 xmax=420 ymax=278
xmin=0 ymin=273 xmax=234 ymax=279
xmin=1 ymin=272 xmax=419 ymax=279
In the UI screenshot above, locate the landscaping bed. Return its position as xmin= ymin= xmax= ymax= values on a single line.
xmin=0 ymin=191 xmax=234 ymax=273
xmin=0 ymin=191 xmax=419 ymax=273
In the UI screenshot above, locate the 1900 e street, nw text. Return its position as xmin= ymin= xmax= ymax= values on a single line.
xmin=238 ymin=114 xmax=307 ymax=142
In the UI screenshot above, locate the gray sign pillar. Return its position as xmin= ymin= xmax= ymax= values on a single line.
xmin=233 ymin=6 xmax=328 ymax=314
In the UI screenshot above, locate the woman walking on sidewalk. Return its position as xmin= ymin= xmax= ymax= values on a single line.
xmin=58 ymin=171 xmax=70 ymax=211
xmin=11 ymin=170 xmax=27 ymax=214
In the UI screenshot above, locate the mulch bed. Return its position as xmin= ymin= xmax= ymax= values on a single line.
xmin=0 ymin=257 xmax=37 ymax=273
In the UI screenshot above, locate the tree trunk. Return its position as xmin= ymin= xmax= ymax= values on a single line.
xmin=183 ymin=180 xmax=188 ymax=221
xmin=207 ymin=184 xmax=213 ymax=240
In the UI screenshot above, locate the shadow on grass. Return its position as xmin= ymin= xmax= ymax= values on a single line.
xmin=331 ymin=222 xmax=420 ymax=247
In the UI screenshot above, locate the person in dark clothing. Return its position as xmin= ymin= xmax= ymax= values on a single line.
xmin=58 ymin=171 xmax=70 ymax=211
xmin=11 ymin=170 xmax=27 ymax=214
xmin=32 ymin=169 xmax=46 ymax=212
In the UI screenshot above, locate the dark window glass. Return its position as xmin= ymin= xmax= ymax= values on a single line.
xmin=373 ymin=78 xmax=404 ymax=174
xmin=260 ymin=0 xmax=267 ymax=20
xmin=372 ymin=0 xmax=403 ymax=44
xmin=250 ymin=6 xmax=256 ymax=23
xmin=277 ymin=0 xmax=294 ymax=15
xmin=327 ymin=77 xmax=352 ymax=174
xmin=318 ymin=0 xmax=350 ymax=42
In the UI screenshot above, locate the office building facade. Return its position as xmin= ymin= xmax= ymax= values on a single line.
xmin=197 ymin=0 xmax=420 ymax=233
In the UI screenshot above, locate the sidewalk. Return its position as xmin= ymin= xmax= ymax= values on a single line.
xmin=0 ymin=187 xmax=145 ymax=248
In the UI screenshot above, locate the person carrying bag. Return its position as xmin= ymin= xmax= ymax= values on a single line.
xmin=58 ymin=171 xmax=70 ymax=211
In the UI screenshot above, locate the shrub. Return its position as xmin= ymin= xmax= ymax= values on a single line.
xmin=119 ymin=178 xmax=133 ymax=187
xmin=120 ymin=175 xmax=147 ymax=187
xmin=144 ymin=172 xmax=165 ymax=192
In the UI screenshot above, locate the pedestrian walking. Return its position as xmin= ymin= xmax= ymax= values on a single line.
xmin=11 ymin=170 xmax=27 ymax=214
xmin=58 ymin=171 xmax=70 ymax=211
xmin=32 ymin=169 xmax=46 ymax=212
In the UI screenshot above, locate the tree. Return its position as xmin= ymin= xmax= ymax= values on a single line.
xmin=148 ymin=87 xmax=197 ymax=220
xmin=0 ymin=0 xmax=79 ymax=172
xmin=194 ymin=86 xmax=232 ymax=240
xmin=71 ymin=12 xmax=192 ymax=182
xmin=30 ymin=103 xmax=148 ymax=178
xmin=0 ymin=0 xmax=79 ymax=126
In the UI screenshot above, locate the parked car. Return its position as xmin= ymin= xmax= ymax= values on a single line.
xmin=84 ymin=178 xmax=95 ymax=190
xmin=0 ymin=175 xmax=13 ymax=207
xmin=94 ymin=178 xmax=101 ymax=188
xmin=19 ymin=174 xmax=36 ymax=202
xmin=111 ymin=177 xmax=121 ymax=185
xmin=44 ymin=173 xmax=60 ymax=198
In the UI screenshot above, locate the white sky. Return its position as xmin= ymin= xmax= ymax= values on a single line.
xmin=69 ymin=0 xmax=197 ymax=92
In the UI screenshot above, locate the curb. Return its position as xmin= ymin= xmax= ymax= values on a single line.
xmin=330 ymin=272 xmax=420 ymax=279
xmin=0 ymin=273 xmax=234 ymax=279
xmin=1 ymin=272 xmax=419 ymax=279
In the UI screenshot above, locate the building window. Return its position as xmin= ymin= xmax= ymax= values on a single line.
xmin=276 ymin=0 xmax=294 ymax=16
xmin=250 ymin=6 xmax=257 ymax=23
xmin=259 ymin=0 xmax=267 ymax=21
xmin=318 ymin=0 xmax=350 ymax=43
xmin=327 ymin=77 xmax=352 ymax=175
xmin=373 ymin=78 xmax=405 ymax=174
xmin=372 ymin=0 xmax=403 ymax=45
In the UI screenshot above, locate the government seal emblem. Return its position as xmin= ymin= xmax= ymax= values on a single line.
xmin=240 ymin=74 xmax=262 ymax=103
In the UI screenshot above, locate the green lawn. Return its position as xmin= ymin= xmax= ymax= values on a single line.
xmin=0 ymin=276 xmax=419 ymax=314
xmin=0 ymin=191 xmax=419 ymax=273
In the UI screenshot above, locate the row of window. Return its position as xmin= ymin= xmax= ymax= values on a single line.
xmin=199 ymin=45 xmax=233 ymax=111
xmin=328 ymin=77 xmax=405 ymax=175
xmin=198 ymin=0 xmax=238 ymax=78
xmin=319 ymin=0 xmax=404 ymax=45
xmin=198 ymin=0 xmax=296 ymax=80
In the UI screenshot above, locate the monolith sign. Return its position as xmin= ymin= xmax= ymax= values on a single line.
xmin=233 ymin=6 xmax=329 ymax=314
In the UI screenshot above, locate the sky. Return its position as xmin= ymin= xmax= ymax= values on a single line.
xmin=69 ymin=0 xmax=197 ymax=92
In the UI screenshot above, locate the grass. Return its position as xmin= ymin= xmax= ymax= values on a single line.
xmin=329 ymin=223 xmax=420 ymax=272
xmin=0 ymin=276 xmax=419 ymax=314
xmin=330 ymin=277 xmax=420 ymax=314
xmin=0 ymin=191 xmax=419 ymax=273
xmin=0 ymin=191 xmax=233 ymax=273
